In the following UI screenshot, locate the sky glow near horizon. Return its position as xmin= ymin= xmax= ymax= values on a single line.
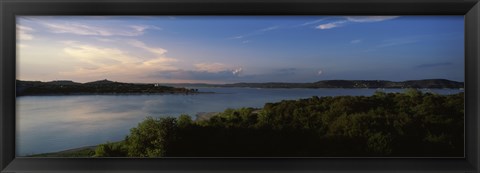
xmin=16 ymin=16 xmax=464 ymax=84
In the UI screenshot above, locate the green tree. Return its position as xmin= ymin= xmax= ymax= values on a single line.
xmin=405 ymin=88 xmax=421 ymax=98
xmin=125 ymin=116 xmax=177 ymax=157
xmin=177 ymin=114 xmax=193 ymax=128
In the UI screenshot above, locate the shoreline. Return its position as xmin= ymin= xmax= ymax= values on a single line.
xmin=26 ymin=112 xmax=222 ymax=157
xmin=16 ymin=91 xmax=215 ymax=97
xmin=16 ymin=87 xmax=465 ymax=97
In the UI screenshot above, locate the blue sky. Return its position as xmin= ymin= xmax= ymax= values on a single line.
xmin=16 ymin=16 xmax=464 ymax=83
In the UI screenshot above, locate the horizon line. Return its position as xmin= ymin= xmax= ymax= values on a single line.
xmin=15 ymin=78 xmax=465 ymax=85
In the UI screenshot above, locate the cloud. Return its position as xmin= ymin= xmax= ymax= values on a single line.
xmin=48 ymin=39 xmax=245 ymax=83
xmin=363 ymin=37 xmax=421 ymax=52
xmin=232 ymin=68 xmax=243 ymax=76
xmin=376 ymin=38 xmax=419 ymax=48
xmin=230 ymin=35 xmax=244 ymax=39
xmin=63 ymin=42 xmax=135 ymax=66
xmin=43 ymin=22 xmax=159 ymax=36
xmin=345 ymin=16 xmax=399 ymax=23
xmin=17 ymin=24 xmax=34 ymax=40
xmin=350 ymin=39 xmax=362 ymax=44
xmin=300 ymin=18 xmax=331 ymax=26
xmin=151 ymin=69 xmax=241 ymax=82
xmin=317 ymin=69 xmax=323 ymax=76
xmin=128 ymin=40 xmax=167 ymax=55
xmin=195 ymin=63 xmax=229 ymax=73
xmin=194 ymin=63 xmax=243 ymax=76
xmin=45 ymin=23 xmax=112 ymax=36
xmin=59 ymin=41 xmax=178 ymax=81
xmin=230 ymin=25 xmax=279 ymax=41
xmin=189 ymin=63 xmax=244 ymax=79
xmin=94 ymin=38 xmax=115 ymax=42
xmin=315 ymin=16 xmax=398 ymax=30
xmin=415 ymin=62 xmax=453 ymax=68
xmin=130 ymin=25 xmax=161 ymax=32
xmin=316 ymin=21 xmax=347 ymax=30
xmin=18 ymin=44 xmax=29 ymax=48
xmin=259 ymin=26 xmax=279 ymax=32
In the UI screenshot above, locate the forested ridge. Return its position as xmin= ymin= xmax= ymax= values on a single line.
xmin=165 ymin=79 xmax=464 ymax=89
xmin=93 ymin=89 xmax=464 ymax=157
xmin=16 ymin=79 xmax=198 ymax=96
xmin=16 ymin=79 xmax=463 ymax=96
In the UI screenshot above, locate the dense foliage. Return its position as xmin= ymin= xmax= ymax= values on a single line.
xmin=95 ymin=89 xmax=464 ymax=157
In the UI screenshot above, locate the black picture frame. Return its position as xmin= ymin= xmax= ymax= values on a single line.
xmin=1 ymin=0 xmax=479 ymax=172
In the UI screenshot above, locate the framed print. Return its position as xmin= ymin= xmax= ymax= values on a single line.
xmin=1 ymin=0 xmax=479 ymax=172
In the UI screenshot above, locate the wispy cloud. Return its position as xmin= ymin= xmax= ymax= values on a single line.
xmin=130 ymin=25 xmax=161 ymax=32
xmin=316 ymin=20 xmax=347 ymax=30
xmin=17 ymin=24 xmax=34 ymax=40
xmin=345 ymin=16 xmax=399 ymax=23
xmin=231 ymin=36 xmax=244 ymax=39
xmin=45 ymin=23 xmax=111 ymax=36
xmin=317 ymin=69 xmax=324 ymax=76
xmin=128 ymin=40 xmax=167 ymax=55
xmin=259 ymin=26 xmax=279 ymax=32
xmin=43 ymin=22 xmax=160 ymax=36
xmin=195 ymin=62 xmax=243 ymax=76
xmin=299 ymin=18 xmax=332 ymax=26
xmin=350 ymin=39 xmax=362 ymax=44
xmin=59 ymin=41 xmax=178 ymax=81
xmin=62 ymin=41 xmax=137 ymax=66
xmin=365 ymin=37 xmax=420 ymax=52
xmin=195 ymin=63 xmax=229 ymax=73
xmin=230 ymin=25 xmax=279 ymax=41
xmin=315 ymin=16 xmax=398 ymax=30
xmin=232 ymin=68 xmax=243 ymax=76
xmin=376 ymin=38 xmax=419 ymax=48
xmin=18 ymin=44 xmax=29 ymax=48
xmin=150 ymin=65 xmax=243 ymax=83
xmin=151 ymin=69 xmax=240 ymax=83
xmin=94 ymin=38 xmax=115 ymax=42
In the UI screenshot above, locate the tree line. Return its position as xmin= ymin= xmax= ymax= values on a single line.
xmin=94 ymin=89 xmax=464 ymax=157
xmin=16 ymin=79 xmax=198 ymax=96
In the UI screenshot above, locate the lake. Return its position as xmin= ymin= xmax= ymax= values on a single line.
xmin=16 ymin=87 xmax=463 ymax=156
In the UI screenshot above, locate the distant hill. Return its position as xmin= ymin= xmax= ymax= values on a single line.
xmin=307 ymin=79 xmax=464 ymax=89
xmin=16 ymin=79 xmax=464 ymax=96
xmin=46 ymin=80 xmax=81 ymax=85
xmin=84 ymin=79 xmax=119 ymax=85
xmin=164 ymin=79 xmax=464 ymax=89
xmin=16 ymin=79 xmax=199 ymax=96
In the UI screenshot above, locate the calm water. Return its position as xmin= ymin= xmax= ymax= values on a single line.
xmin=16 ymin=87 xmax=462 ymax=156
